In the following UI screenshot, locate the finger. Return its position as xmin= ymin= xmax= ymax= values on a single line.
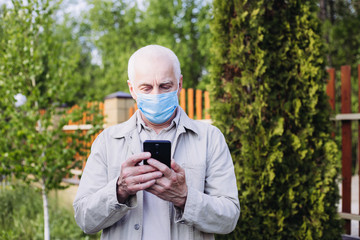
xmin=153 ymin=177 xmax=173 ymax=190
xmin=145 ymin=185 xmax=163 ymax=195
xmin=121 ymin=164 xmax=157 ymax=179
xmin=145 ymin=188 xmax=158 ymax=196
xmin=129 ymin=179 xmax=156 ymax=193
xmin=147 ymin=159 xmax=172 ymax=177
xmin=132 ymin=165 xmax=158 ymax=176
xmin=123 ymin=152 xmax=151 ymax=167
xmin=146 ymin=182 xmax=172 ymax=198
xmin=131 ymin=171 xmax=163 ymax=185
xmin=170 ymin=160 xmax=184 ymax=173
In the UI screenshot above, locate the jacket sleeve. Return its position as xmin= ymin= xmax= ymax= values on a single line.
xmin=73 ymin=132 xmax=137 ymax=234
xmin=174 ymin=126 xmax=240 ymax=234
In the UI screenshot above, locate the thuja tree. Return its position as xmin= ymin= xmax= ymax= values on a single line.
xmin=210 ymin=1 xmax=342 ymax=239
xmin=0 ymin=1 xmax=102 ymax=239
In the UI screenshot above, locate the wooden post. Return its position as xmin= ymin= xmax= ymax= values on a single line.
xmin=204 ymin=91 xmax=210 ymax=119
xmin=326 ymin=68 xmax=336 ymax=111
xmin=341 ymin=65 xmax=352 ymax=234
xmin=196 ymin=89 xmax=202 ymax=120
xmin=82 ymin=112 xmax=87 ymax=124
xmin=188 ymin=88 xmax=194 ymax=119
xmin=128 ymin=104 xmax=138 ymax=118
xmin=180 ymin=88 xmax=186 ymax=112
xmin=99 ymin=102 xmax=104 ymax=116
xmin=326 ymin=68 xmax=336 ymax=139
xmin=87 ymin=102 xmax=92 ymax=122
xmin=129 ymin=106 xmax=134 ymax=118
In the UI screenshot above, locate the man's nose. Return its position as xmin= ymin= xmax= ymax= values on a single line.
xmin=151 ymin=87 xmax=161 ymax=95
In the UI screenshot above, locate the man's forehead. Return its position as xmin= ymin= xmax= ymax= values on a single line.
xmin=136 ymin=53 xmax=171 ymax=65
xmin=134 ymin=56 xmax=175 ymax=76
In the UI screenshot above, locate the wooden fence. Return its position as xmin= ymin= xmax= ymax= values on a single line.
xmin=62 ymin=102 xmax=104 ymax=183
xmin=64 ymin=72 xmax=360 ymax=235
xmin=61 ymin=69 xmax=360 ymax=235
xmin=129 ymin=88 xmax=211 ymax=120
xmin=326 ymin=64 xmax=360 ymax=235
xmin=64 ymin=89 xmax=210 ymax=182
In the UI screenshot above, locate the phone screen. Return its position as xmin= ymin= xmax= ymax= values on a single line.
xmin=143 ymin=140 xmax=171 ymax=168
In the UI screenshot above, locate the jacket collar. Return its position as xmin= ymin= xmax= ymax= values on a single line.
xmin=109 ymin=107 xmax=199 ymax=139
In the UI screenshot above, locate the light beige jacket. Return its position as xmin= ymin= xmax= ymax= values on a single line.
xmin=73 ymin=108 xmax=240 ymax=240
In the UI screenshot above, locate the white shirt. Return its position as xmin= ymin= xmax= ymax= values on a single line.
xmin=136 ymin=109 xmax=180 ymax=240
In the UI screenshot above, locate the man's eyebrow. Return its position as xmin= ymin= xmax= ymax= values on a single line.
xmin=160 ymin=82 xmax=174 ymax=86
xmin=159 ymin=79 xmax=174 ymax=85
xmin=137 ymin=82 xmax=152 ymax=86
xmin=137 ymin=79 xmax=174 ymax=86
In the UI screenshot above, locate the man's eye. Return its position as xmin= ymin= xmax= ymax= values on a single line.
xmin=139 ymin=86 xmax=152 ymax=92
xmin=161 ymin=85 xmax=171 ymax=89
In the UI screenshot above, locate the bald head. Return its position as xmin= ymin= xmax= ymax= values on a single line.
xmin=128 ymin=45 xmax=181 ymax=83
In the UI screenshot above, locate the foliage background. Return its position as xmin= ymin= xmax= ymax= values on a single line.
xmin=70 ymin=0 xmax=213 ymax=98
xmin=210 ymin=0 xmax=342 ymax=239
xmin=0 ymin=0 xmax=360 ymax=238
xmin=0 ymin=1 xmax=103 ymax=239
xmin=321 ymin=0 xmax=360 ymax=172
xmin=0 ymin=182 xmax=100 ymax=240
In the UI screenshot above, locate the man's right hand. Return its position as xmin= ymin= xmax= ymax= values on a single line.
xmin=116 ymin=152 xmax=162 ymax=203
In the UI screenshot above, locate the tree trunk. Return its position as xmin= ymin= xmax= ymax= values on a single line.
xmin=319 ymin=0 xmax=333 ymax=66
xmin=42 ymin=180 xmax=50 ymax=240
xmin=319 ymin=0 xmax=327 ymax=21
xmin=329 ymin=0 xmax=335 ymax=24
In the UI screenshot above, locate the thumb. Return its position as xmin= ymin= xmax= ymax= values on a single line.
xmin=171 ymin=159 xmax=184 ymax=173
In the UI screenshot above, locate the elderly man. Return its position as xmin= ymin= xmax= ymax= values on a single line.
xmin=73 ymin=45 xmax=240 ymax=240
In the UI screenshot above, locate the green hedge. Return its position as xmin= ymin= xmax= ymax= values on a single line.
xmin=210 ymin=1 xmax=342 ymax=239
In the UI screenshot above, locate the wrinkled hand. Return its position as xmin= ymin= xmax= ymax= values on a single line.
xmin=146 ymin=159 xmax=188 ymax=209
xmin=117 ymin=152 xmax=162 ymax=204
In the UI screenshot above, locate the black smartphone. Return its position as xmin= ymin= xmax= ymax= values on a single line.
xmin=143 ymin=140 xmax=171 ymax=168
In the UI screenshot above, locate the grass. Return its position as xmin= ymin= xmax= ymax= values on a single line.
xmin=0 ymin=181 xmax=101 ymax=240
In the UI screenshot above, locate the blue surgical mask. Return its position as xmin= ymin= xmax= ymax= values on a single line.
xmin=136 ymin=90 xmax=179 ymax=124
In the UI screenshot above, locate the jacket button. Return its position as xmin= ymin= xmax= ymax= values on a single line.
xmin=134 ymin=224 xmax=140 ymax=230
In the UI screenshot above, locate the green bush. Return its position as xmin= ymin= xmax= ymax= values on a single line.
xmin=0 ymin=182 xmax=43 ymax=239
xmin=0 ymin=182 xmax=100 ymax=240
xmin=210 ymin=1 xmax=342 ymax=239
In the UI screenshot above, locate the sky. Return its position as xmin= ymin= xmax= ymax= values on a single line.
xmin=0 ymin=0 xmax=89 ymax=18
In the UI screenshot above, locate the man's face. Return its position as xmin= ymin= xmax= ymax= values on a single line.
xmin=128 ymin=56 xmax=182 ymax=100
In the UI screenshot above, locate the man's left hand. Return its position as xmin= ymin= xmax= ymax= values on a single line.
xmin=145 ymin=159 xmax=187 ymax=209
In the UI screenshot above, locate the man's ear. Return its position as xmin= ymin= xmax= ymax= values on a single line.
xmin=128 ymin=80 xmax=137 ymax=100
xmin=177 ymin=75 xmax=183 ymax=97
